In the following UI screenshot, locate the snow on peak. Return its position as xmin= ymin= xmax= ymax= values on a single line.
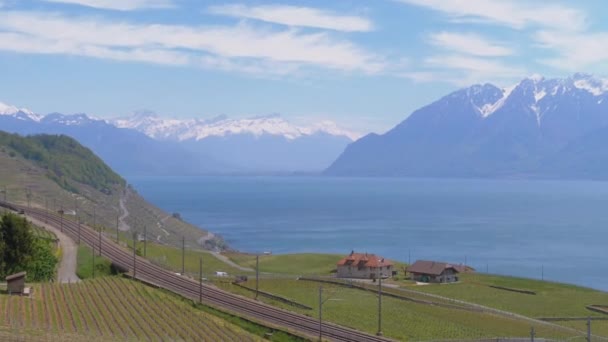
xmin=571 ymin=74 xmax=608 ymax=96
xmin=0 ymin=101 xmax=41 ymax=121
xmin=527 ymin=73 xmax=544 ymax=83
xmin=111 ymin=113 xmax=361 ymax=141
xmin=477 ymin=84 xmax=516 ymax=118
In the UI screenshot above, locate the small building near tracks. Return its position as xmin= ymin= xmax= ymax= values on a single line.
xmin=6 ymin=271 xmax=26 ymax=294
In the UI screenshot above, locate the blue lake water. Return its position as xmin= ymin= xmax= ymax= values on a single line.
xmin=130 ymin=176 xmax=608 ymax=291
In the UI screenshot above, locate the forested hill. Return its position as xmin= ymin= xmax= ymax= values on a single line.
xmin=0 ymin=131 xmax=225 ymax=251
xmin=0 ymin=132 xmax=124 ymax=194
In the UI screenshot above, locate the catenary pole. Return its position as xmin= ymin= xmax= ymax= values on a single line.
xmin=377 ymin=269 xmax=383 ymax=336
xmin=318 ymin=286 xmax=322 ymax=342
xmin=255 ymin=254 xmax=260 ymax=300
xmin=199 ymin=257 xmax=203 ymax=303
xmin=181 ymin=236 xmax=185 ymax=275
xmin=133 ymin=231 xmax=137 ymax=278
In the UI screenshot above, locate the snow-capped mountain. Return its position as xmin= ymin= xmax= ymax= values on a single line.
xmin=0 ymin=101 xmax=358 ymax=174
xmin=111 ymin=112 xmax=361 ymax=142
xmin=0 ymin=101 xmax=41 ymax=122
xmin=326 ymin=73 xmax=608 ymax=179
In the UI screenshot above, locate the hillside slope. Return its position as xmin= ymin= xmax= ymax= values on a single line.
xmin=0 ymin=131 xmax=224 ymax=250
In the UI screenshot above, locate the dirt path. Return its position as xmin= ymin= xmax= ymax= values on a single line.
xmin=210 ymin=252 xmax=254 ymax=272
xmin=118 ymin=190 xmax=131 ymax=232
xmin=27 ymin=216 xmax=80 ymax=283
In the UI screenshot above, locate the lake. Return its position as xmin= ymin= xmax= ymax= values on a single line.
xmin=130 ymin=176 xmax=608 ymax=291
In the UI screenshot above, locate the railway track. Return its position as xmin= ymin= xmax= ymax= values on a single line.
xmin=1 ymin=201 xmax=393 ymax=342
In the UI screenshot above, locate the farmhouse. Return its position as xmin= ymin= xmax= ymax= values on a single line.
xmin=6 ymin=271 xmax=26 ymax=294
xmin=407 ymin=260 xmax=463 ymax=283
xmin=336 ymin=251 xmax=394 ymax=279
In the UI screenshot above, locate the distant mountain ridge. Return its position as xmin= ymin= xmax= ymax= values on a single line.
xmin=326 ymin=73 xmax=608 ymax=179
xmin=0 ymin=103 xmax=357 ymax=174
xmin=112 ymin=111 xmax=360 ymax=141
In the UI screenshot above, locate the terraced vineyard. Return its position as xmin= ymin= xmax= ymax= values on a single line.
xmin=0 ymin=277 xmax=261 ymax=341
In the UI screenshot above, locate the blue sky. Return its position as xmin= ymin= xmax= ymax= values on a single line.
xmin=0 ymin=0 xmax=606 ymax=133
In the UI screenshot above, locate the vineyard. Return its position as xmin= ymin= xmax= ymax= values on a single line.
xmin=0 ymin=277 xmax=261 ymax=341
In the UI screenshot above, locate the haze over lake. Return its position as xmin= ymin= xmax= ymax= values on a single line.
xmin=131 ymin=176 xmax=608 ymax=291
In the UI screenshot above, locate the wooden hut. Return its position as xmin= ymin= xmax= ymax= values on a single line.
xmin=6 ymin=271 xmax=26 ymax=294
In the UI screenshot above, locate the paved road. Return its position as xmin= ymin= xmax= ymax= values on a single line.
xmin=27 ymin=216 xmax=80 ymax=283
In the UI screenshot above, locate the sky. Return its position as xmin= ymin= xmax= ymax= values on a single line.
xmin=0 ymin=0 xmax=606 ymax=134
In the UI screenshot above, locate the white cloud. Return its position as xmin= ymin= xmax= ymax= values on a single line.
xmin=398 ymin=0 xmax=586 ymax=31
xmin=0 ymin=11 xmax=384 ymax=75
xmin=42 ymin=0 xmax=174 ymax=11
xmin=535 ymin=30 xmax=608 ymax=71
xmin=208 ymin=4 xmax=373 ymax=32
xmin=405 ymin=54 xmax=526 ymax=86
xmin=429 ymin=32 xmax=514 ymax=57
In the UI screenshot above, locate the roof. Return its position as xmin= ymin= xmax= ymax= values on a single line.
xmin=407 ymin=260 xmax=460 ymax=276
xmin=5 ymin=271 xmax=26 ymax=281
xmin=337 ymin=251 xmax=393 ymax=268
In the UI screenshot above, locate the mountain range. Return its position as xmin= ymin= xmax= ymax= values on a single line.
xmin=326 ymin=73 xmax=608 ymax=179
xmin=0 ymin=105 xmax=358 ymax=176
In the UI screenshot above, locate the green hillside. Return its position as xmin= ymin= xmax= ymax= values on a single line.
xmin=0 ymin=132 xmax=224 ymax=250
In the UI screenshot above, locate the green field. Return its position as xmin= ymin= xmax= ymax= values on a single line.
xmin=408 ymin=273 xmax=608 ymax=319
xmin=76 ymin=245 xmax=115 ymax=279
xmin=134 ymin=241 xmax=251 ymax=278
xmin=224 ymin=251 xmax=408 ymax=276
xmin=213 ymin=278 xmax=588 ymax=341
xmin=0 ymin=277 xmax=261 ymax=341
xmin=224 ymin=252 xmax=341 ymax=275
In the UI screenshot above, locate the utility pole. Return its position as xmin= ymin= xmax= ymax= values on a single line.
xmin=2 ymin=186 xmax=6 ymax=214
xmin=181 ymin=237 xmax=185 ymax=275
xmin=199 ymin=257 xmax=203 ymax=303
xmin=530 ymin=327 xmax=535 ymax=342
xmin=92 ymin=244 xmax=96 ymax=279
xmin=143 ymin=226 xmax=147 ymax=257
xmin=377 ymin=271 xmax=383 ymax=336
xmin=318 ymin=286 xmax=322 ymax=342
xmin=60 ymin=205 xmax=64 ymax=233
xmin=541 ymin=265 xmax=544 ymax=281
xmin=133 ymin=231 xmax=137 ymax=278
xmin=255 ymin=254 xmax=260 ymax=300
xmin=98 ymin=225 xmax=102 ymax=257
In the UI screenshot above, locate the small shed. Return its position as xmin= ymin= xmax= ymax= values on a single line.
xmin=6 ymin=271 xmax=26 ymax=294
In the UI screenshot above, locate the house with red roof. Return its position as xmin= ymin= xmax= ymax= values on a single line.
xmin=336 ymin=251 xmax=394 ymax=279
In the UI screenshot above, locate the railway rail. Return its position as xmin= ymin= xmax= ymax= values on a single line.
xmin=0 ymin=201 xmax=393 ymax=342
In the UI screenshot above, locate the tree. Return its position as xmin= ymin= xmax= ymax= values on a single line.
xmin=0 ymin=213 xmax=34 ymax=277
xmin=26 ymin=239 xmax=58 ymax=282
xmin=0 ymin=213 xmax=57 ymax=281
